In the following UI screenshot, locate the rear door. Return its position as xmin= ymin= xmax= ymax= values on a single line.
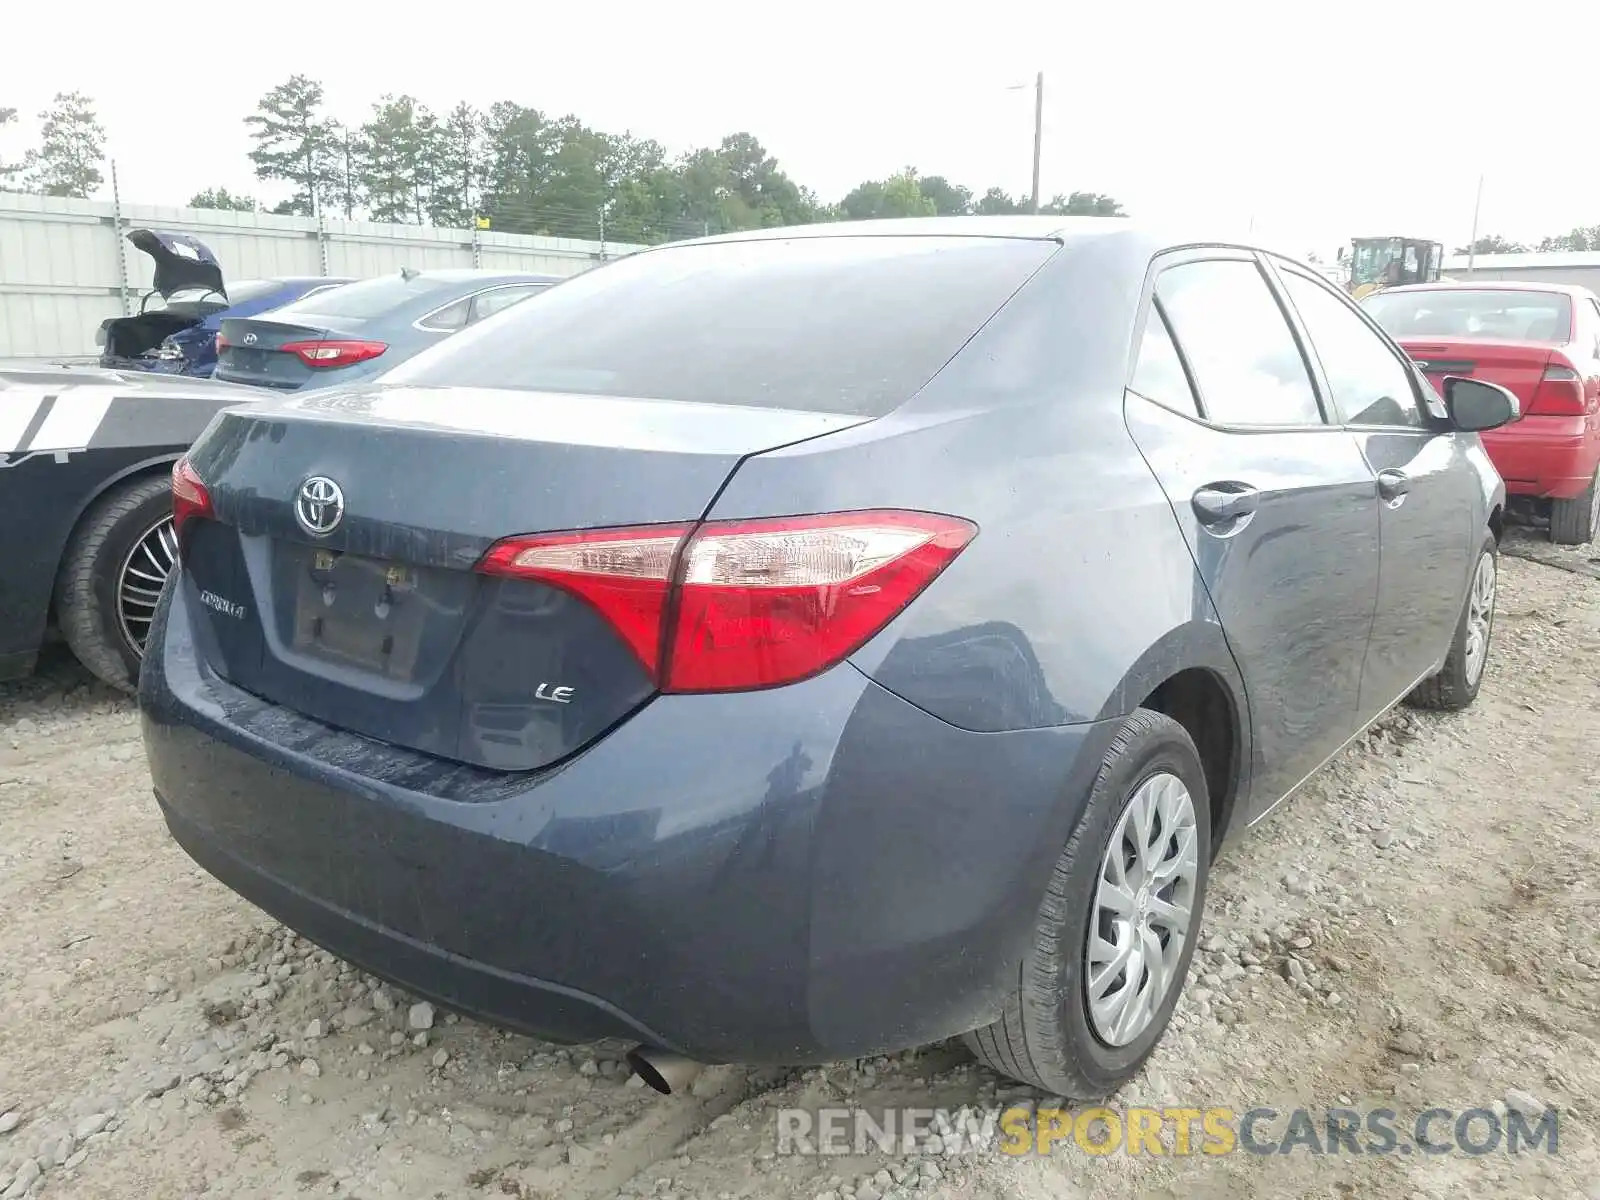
xmin=1123 ymin=250 xmax=1381 ymax=820
xmin=1270 ymin=262 xmax=1480 ymax=719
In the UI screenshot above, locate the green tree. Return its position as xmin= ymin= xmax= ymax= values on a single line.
xmin=1537 ymin=226 xmax=1600 ymax=252
xmin=480 ymin=102 xmax=559 ymax=233
xmin=188 ymin=187 xmax=257 ymax=211
xmin=839 ymin=168 xmax=937 ymax=220
xmin=709 ymin=132 xmax=817 ymax=227
xmin=23 ymin=92 xmax=104 ymax=198
xmin=0 ymin=106 xmax=22 ymax=189
xmin=245 ymin=75 xmax=342 ymax=216
xmin=428 ymin=103 xmax=484 ymax=227
xmin=1042 ymin=191 xmax=1126 ymax=217
xmin=973 ymin=187 xmax=1024 ymax=215
xmin=1456 ymin=234 xmax=1528 ymax=255
xmin=917 ymin=174 xmax=971 ymax=215
xmin=357 ymin=95 xmax=443 ymax=224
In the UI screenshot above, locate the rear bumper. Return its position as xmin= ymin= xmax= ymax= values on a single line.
xmin=1481 ymin=416 xmax=1599 ymax=499
xmin=142 ymin=584 xmax=1114 ymax=1063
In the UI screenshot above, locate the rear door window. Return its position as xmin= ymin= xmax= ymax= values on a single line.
xmin=383 ymin=236 xmax=1059 ymax=416
xmin=1155 ymin=260 xmax=1325 ymax=427
xmin=1279 ymin=269 xmax=1425 ymax=428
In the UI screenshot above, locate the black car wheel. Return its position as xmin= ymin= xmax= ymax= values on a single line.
xmin=1549 ymin=467 xmax=1599 ymax=546
xmin=54 ymin=473 xmax=177 ymax=692
xmin=1406 ymin=532 xmax=1497 ymax=712
xmin=964 ymin=709 xmax=1211 ymax=1097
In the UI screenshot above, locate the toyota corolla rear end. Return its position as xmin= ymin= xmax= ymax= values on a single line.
xmin=140 ymin=229 xmax=1114 ymax=1063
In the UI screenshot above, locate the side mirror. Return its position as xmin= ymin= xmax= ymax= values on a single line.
xmin=1442 ymin=376 xmax=1519 ymax=432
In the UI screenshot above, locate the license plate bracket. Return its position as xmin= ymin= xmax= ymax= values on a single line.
xmin=286 ymin=544 xmax=428 ymax=680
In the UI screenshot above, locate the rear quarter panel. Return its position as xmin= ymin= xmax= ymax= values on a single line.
xmin=707 ymin=231 xmax=1249 ymax=736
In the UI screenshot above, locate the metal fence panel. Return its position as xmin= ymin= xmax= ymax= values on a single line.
xmin=0 ymin=192 xmax=642 ymax=359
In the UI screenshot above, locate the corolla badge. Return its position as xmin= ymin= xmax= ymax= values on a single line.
xmin=295 ymin=476 xmax=345 ymax=536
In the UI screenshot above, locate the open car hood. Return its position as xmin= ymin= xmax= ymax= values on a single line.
xmin=128 ymin=228 xmax=226 ymax=300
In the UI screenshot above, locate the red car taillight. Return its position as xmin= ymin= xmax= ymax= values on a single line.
xmin=477 ymin=510 xmax=978 ymax=692
xmin=1527 ymin=362 xmax=1587 ymax=416
xmin=171 ymin=456 xmax=214 ymax=539
xmin=280 ymin=339 xmax=388 ymax=369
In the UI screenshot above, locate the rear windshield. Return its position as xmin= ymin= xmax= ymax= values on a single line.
xmin=383 ymin=235 xmax=1058 ymax=415
xmin=274 ymin=273 xmax=460 ymax=320
xmin=1363 ymin=289 xmax=1573 ymax=342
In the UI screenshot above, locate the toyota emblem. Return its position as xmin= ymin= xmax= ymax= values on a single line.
xmin=295 ymin=476 xmax=345 ymax=537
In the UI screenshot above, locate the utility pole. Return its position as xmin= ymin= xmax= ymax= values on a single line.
xmin=1466 ymin=173 xmax=1485 ymax=275
xmin=1030 ymin=72 xmax=1044 ymax=214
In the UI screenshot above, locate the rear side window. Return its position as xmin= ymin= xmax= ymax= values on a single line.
xmin=384 ymin=236 xmax=1058 ymax=416
xmin=470 ymin=284 xmax=547 ymax=323
xmin=1129 ymin=304 xmax=1199 ymax=417
xmin=417 ymin=297 xmax=470 ymax=332
xmin=1156 ymin=260 xmax=1323 ymax=427
xmin=276 ymin=273 xmax=458 ymax=320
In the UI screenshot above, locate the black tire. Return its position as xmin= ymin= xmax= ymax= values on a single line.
xmin=963 ymin=709 xmax=1211 ymax=1098
xmin=54 ymin=472 xmax=176 ymax=693
xmin=1405 ymin=531 xmax=1497 ymax=712
xmin=1549 ymin=468 xmax=1599 ymax=546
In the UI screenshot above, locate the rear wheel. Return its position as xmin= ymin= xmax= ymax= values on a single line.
xmin=963 ymin=709 xmax=1210 ymax=1097
xmin=1406 ymin=532 xmax=1496 ymax=712
xmin=54 ymin=473 xmax=177 ymax=692
xmin=1549 ymin=467 xmax=1599 ymax=545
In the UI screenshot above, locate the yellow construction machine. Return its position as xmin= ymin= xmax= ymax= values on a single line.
xmin=1340 ymin=236 xmax=1445 ymax=300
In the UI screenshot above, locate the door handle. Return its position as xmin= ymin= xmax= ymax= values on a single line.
xmin=1377 ymin=470 xmax=1411 ymax=502
xmin=1192 ymin=484 xmax=1260 ymax=525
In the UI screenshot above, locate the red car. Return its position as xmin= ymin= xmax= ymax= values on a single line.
xmin=1363 ymin=281 xmax=1600 ymax=543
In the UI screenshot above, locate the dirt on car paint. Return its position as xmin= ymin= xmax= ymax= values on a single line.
xmin=0 ymin=530 xmax=1596 ymax=1200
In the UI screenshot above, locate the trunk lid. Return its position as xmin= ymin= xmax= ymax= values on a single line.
xmin=215 ymin=316 xmax=361 ymax=390
xmin=180 ymin=385 xmax=869 ymax=770
xmin=1396 ymin=337 xmax=1555 ymax=414
xmin=128 ymin=228 xmax=226 ymax=300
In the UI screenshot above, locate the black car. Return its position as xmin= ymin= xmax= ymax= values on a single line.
xmin=142 ymin=217 xmax=1515 ymax=1098
xmin=0 ymin=364 xmax=266 ymax=689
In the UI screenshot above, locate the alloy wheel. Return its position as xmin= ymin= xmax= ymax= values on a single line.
xmin=117 ymin=516 xmax=178 ymax=658
xmin=1463 ymin=551 xmax=1496 ymax=687
xmin=1085 ymin=771 xmax=1199 ymax=1046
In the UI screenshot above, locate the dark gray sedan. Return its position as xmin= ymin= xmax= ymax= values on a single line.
xmin=214 ymin=268 xmax=560 ymax=392
xmin=142 ymin=217 xmax=1514 ymax=1099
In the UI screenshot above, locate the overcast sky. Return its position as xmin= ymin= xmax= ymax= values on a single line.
xmin=5 ymin=0 xmax=1597 ymax=258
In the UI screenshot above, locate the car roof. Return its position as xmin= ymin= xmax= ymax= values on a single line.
xmin=1380 ymin=280 xmax=1594 ymax=297
xmin=394 ymin=269 xmax=562 ymax=283
xmin=647 ymin=215 xmax=1322 ymax=272
xmin=681 ymin=214 xmax=1155 ymax=245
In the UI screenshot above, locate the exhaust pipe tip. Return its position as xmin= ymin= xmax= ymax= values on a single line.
xmin=625 ymin=1045 xmax=704 ymax=1096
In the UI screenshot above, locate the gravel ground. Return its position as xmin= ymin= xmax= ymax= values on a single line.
xmin=1 ymin=535 xmax=1596 ymax=1200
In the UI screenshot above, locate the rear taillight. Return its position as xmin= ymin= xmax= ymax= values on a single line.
xmin=215 ymin=332 xmax=230 ymax=352
xmin=1528 ymin=362 xmax=1587 ymax=416
xmin=280 ymin=339 xmax=388 ymax=369
xmin=477 ymin=510 xmax=977 ymax=692
xmin=171 ymin=456 xmax=213 ymax=539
